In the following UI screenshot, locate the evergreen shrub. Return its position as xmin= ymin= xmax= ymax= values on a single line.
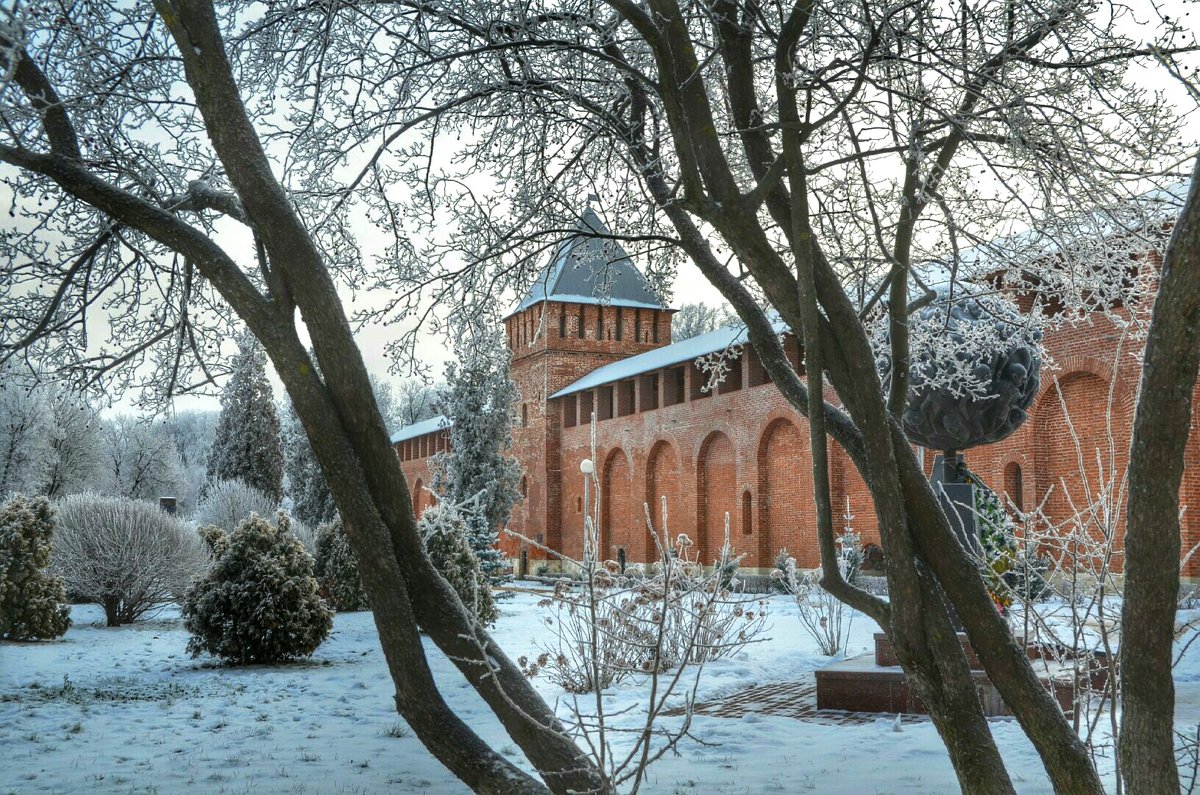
xmin=314 ymin=517 xmax=368 ymax=612
xmin=183 ymin=512 xmax=331 ymax=664
xmin=0 ymin=495 xmax=70 ymax=640
xmin=419 ymin=504 xmax=498 ymax=625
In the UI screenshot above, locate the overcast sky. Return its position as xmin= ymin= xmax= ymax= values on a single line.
xmin=85 ymin=3 xmax=1200 ymax=421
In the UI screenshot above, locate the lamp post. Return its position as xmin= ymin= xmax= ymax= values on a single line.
xmin=580 ymin=458 xmax=595 ymax=565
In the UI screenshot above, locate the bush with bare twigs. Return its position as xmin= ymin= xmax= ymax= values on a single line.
xmin=53 ymin=493 xmax=206 ymax=626
xmin=194 ymin=478 xmax=277 ymax=534
xmin=775 ymin=509 xmax=862 ymax=657
xmin=521 ymin=527 xmax=767 ymax=694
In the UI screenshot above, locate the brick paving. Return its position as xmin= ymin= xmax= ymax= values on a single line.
xmin=662 ymin=676 xmax=927 ymax=727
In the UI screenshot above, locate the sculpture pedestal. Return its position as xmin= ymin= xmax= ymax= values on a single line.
xmin=930 ymin=452 xmax=978 ymax=554
xmin=814 ymin=633 xmax=1076 ymax=717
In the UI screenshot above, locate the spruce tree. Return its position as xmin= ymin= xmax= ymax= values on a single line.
xmin=431 ymin=323 xmax=520 ymax=583
xmin=0 ymin=495 xmax=70 ymax=641
xmin=207 ymin=335 xmax=284 ymax=502
xmin=314 ymin=517 xmax=368 ymax=611
xmin=282 ymin=401 xmax=338 ymax=528
xmin=419 ymin=503 xmax=498 ymax=625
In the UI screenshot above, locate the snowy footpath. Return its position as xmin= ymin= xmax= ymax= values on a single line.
xmin=2 ymin=592 xmax=1197 ymax=794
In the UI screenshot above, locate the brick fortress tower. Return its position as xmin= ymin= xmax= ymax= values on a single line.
xmin=501 ymin=206 xmax=673 ymax=572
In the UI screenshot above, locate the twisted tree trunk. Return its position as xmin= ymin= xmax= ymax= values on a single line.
xmin=1119 ymin=161 xmax=1200 ymax=794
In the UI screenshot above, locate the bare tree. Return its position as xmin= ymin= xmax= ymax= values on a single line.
xmin=1120 ymin=156 xmax=1200 ymax=791
xmin=0 ymin=4 xmax=602 ymax=792
xmin=1 ymin=1 xmax=1196 ymax=792
xmin=265 ymin=1 xmax=1195 ymax=792
xmin=164 ymin=409 xmax=219 ymax=515
xmin=98 ymin=415 xmax=185 ymax=502
xmin=0 ymin=366 xmax=49 ymax=496
xmin=392 ymin=378 xmax=441 ymax=429
xmin=53 ymin=493 xmax=207 ymax=626
xmin=670 ymin=302 xmax=738 ymax=341
xmin=40 ymin=384 xmax=103 ymax=498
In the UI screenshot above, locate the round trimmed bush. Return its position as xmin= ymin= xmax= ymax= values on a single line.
xmin=183 ymin=512 xmax=331 ymax=664
xmin=195 ymin=479 xmax=278 ymax=533
xmin=314 ymin=517 xmax=368 ymax=612
xmin=53 ymin=494 xmax=206 ymax=626
xmin=0 ymin=495 xmax=70 ymax=641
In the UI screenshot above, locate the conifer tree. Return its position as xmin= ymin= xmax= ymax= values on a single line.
xmin=419 ymin=503 xmax=498 ymax=625
xmin=431 ymin=323 xmax=521 ymax=583
xmin=0 ymin=495 xmax=70 ymax=641
xmin=282 ymin=401 xmax=337 ymax=528
xmin=207 ymin=335 xmax=283 ymax=502
xmin=314 ymin=517 xmax=368 ymax=611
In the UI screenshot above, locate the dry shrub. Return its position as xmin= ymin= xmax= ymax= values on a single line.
xmin=54 ymin=493 xmax=206 ymax=626
xmin=521 ymin=531 xmax=767 ymax=694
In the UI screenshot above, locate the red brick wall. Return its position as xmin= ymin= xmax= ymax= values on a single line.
xmin=502 ymin=300 xmax=674 ymax=564
xmin=553 ymin=348 xmax=860 ymax=570
xmin=965 ymin=309 xmax=1146 ymax=572
xmin=1185 ymin=384 xmax=1200 ymax=576
xmin=398 ymin=292 xmax=1200 ymax=579
xmin=697 ymin=430 xmax=737 ymax=562
xmin=647 ymin=440 xmax=681 ymax=555
xmin=759 ymin=418 xmax=818 ymax=568
xmin=397 ymin=436 xmax=440 ymax=521
xmin=602 ymin=448 xmax=640 ymax=559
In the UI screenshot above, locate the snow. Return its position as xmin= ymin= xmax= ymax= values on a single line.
xmin=508 ymin=207 xmax=665 ymax=317
xmin=517 ymin=294 xmax=665 ymax=313
xmin=388 ymin=414 xmax=450 ymax=444
xmin=551 ymin=320 xmax=789 ymax=399
xmin=2 ymin=593 xmax=1197 ymax=793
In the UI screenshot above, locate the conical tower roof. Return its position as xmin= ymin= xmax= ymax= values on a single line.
xmin=510 ymin=207 xmax=666 ymax=316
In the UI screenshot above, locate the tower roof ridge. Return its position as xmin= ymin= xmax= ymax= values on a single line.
xmin=508 ymin=206 xmax=667 ymax=317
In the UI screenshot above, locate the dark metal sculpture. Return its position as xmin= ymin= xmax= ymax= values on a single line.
xmin=888 ymin=291 xmax=1042 ymax=452
xmin=879 ymin=289 xmax=1042 ymax=573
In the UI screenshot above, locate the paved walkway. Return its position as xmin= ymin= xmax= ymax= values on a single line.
xmin=663 ymin=676 xmax=927 ymax=726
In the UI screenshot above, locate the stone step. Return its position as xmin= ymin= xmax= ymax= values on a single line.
xmin=874 ymin=632 xmax=982 ymax=669
xmin=873 ymin=631 xmax=1113 ymax=691
xmin=815 ymin=654 xmax=1075 ymax=717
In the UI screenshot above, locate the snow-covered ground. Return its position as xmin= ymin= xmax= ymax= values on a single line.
xmin=2 ymin=592 xmax=1197 ymax=794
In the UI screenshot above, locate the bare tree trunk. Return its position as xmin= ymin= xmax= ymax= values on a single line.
xmin=0 ymin=3 xmax=604 ymax=791
xmin=771 ymin=32 xmax=1017 ymax=785
xmin=606 ymin=0 xmax=1102 ymax=783
xmin=103 ymin=596 xmax=120 ymax=628
xmin=1119 ymin=161 xmax=1200 ymax=793
xmin=155 ymin=4 xmax=606 ymax=791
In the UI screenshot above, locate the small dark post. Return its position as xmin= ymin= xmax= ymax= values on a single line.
xmin=930 ymin=451 xmax=979 ymax=554
xmin=930 ymin=451 xmax=978 ymax=631
xmin=159 ymin=496 xmax=177 ymax=515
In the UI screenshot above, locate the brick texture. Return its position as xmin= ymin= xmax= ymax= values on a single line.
xmin=396 ymin=293 xmax=1200 ymax=578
